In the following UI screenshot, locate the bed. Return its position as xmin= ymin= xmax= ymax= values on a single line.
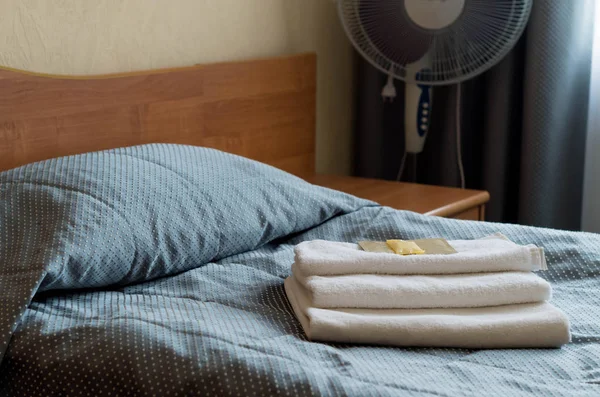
xmin=0 ymin=53 xmax=598 ymax=396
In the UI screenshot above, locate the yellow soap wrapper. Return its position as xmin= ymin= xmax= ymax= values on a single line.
xmin=358 ymin=241 xmax=395 ymax=254
xmin=386 ymin=240 xmax=425 ymax=255
xmin=411 ymin=238 xmax=458 ymax=255
xmin=359 ymin=239 xmax=458 ymax=255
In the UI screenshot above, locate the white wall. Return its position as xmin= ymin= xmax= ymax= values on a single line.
xmin=0 ymin=0 xmax=354 ymax=175
xmin=582 ymin=1 xmax=600 ymax=232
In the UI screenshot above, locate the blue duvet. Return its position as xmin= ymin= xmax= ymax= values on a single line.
xmin=0 ymin=145 xmax=598 ymax=396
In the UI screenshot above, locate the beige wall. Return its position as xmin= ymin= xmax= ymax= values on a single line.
xmin=0 ymin=0 xmax=355 ymax=175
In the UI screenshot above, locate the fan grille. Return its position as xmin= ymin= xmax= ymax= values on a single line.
xmin=339 ymin=0 xmax=533 ymax=85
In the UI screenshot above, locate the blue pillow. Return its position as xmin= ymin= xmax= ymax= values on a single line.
xmin=0 ymin=144 xmax=371 ymax=291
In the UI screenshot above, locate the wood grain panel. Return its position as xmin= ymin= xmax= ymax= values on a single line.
xmin=453 ymin=207 xmax=483 ymax=221
xmin=306 ymin=175 xmax=490 ymax=217
xmin=202 ymin=53 xmax=315 ymax=99
xmin=0 ymin=69 xmax=206 ymax=121
xmin=0 ymin=53 xmax=317 ymax=176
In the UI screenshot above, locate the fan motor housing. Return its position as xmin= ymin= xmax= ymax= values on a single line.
xmin=404 ymin=0 xmax=466 ymax=30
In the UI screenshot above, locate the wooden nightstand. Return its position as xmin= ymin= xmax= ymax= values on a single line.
xmin=306 ymin=175 xmax=490 ymax=221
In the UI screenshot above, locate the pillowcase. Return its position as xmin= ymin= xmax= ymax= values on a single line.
xmin=0 ymin=144 xmax=372 ymax=291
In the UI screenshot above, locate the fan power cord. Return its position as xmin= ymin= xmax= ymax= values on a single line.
xmin=396 ymin=151 xmax=407 ymax=181
xmin=382 ymin=73 xmax=397 ymax=102
xmin=456 ymin=83 xmax=466 ymax=189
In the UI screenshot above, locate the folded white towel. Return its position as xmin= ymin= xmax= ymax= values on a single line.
xmin=292 ymin=265 xmax=552 ymax=309
xmin=294 ymin=236 xmax=546 ymax=277
xmin=284 ymin=277 xmax=570 ymax=349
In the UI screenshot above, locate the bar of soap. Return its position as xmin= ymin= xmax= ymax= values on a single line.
xmin=386 ymin=240 xmax=426 ymax=255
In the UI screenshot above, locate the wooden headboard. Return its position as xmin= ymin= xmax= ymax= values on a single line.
xmin=0 ymin=53 xmax=316 ymax=176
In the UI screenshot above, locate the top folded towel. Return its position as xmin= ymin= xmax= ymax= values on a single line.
xmin=294 ymin=235 xmax=546 ymax=277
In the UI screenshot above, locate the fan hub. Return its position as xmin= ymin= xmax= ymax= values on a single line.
xmin=404 ymin=0 xmax=465 ymax=30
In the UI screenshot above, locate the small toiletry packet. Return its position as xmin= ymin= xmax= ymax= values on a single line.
xmin=358 ymin=239 xmax=457 ymax=255
xmin=358 ymin=241 xmax=395 ymax=254
xmin=387 ymin=240 xmax=426 ymax=255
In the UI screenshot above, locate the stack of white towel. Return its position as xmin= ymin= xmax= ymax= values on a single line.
xmin=284 ymin=233 xmax=571 ymax=349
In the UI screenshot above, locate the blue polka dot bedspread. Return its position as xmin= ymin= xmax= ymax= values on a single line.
xmin=0 ymin=144 xmax=599 ymax=396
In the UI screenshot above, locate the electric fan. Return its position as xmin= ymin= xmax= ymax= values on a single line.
xmin=338 ymin=0 xmax=533 ymax=186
